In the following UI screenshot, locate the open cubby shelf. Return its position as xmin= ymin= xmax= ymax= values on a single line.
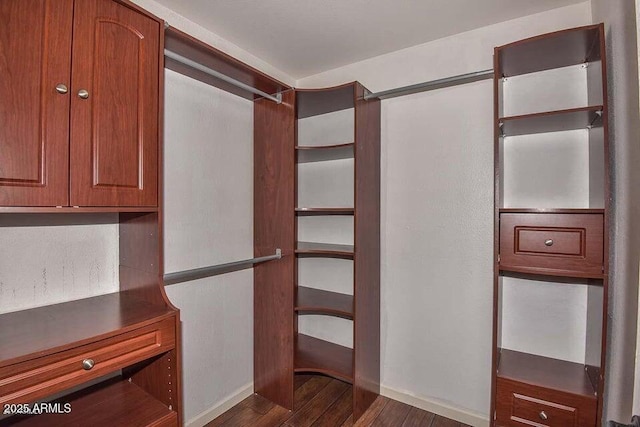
xmin=3 ymin=379 xmax=177 ymax=426
xmin=295 ymin=207 xmax=355 ymax=216
xmin=295 ymin=241 xmax=355 ymax=259
xmin=0 ymin=292 xmax=174 ymax=367
xmin=497 ymin=349 xmax=597 ymax=399
xmin=497 ymin=24 xmax=602 ymax=77
xmin=499 ymin=105 xmax=603 ymax=137
xmin=294 ymin=334 xmax=353 ymax=383
xmin=295 ymin=286 xmax=354 ymax=319
xmin=499 ymin=208 xmax=605 ymax=214
xmin=296 ymin=143 xmax=355 ymax=163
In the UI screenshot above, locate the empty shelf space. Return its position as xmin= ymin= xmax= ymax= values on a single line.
xmin=296 ymin=207 xmax=355 ymax=216
xmin=296 ymin=242 xmax=354 ymax=259
xmin=499 ymin=208 xmax=605 ymax=214
xmin=497 ymin=25 xmax=602 ymax=77
xmin=0 ymin=293 xmax=175 ymax=367
xmin=2 ymin=378 xmax=177 ymax=426
xmin=497 ymin=349 xmax=597 ymax=399
xmin=295 ymin=334 xmax=353 ymax=383
xmin=296 ymin=286 xmax=354 ymax=319
xmin=499 ymin=106 xmax=603 ymax=136
xmin=296 ymin=143 xmax=354 ymax=163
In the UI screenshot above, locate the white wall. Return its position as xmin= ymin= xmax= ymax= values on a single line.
xmin=297 ymin=2 xmax=593 ymax=423
xmin=0 ymin=215 xmax=119 ymax=314
xmin=591 ymin=0 xmax=640 ymax=423
xmin=163 ymin=69 xmax=254 ymax=425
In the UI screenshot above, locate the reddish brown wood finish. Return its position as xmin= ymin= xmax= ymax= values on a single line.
xmin=496 ymin=378 xmax=596 ymax=427
xmin=497 ymin=25 xmax=602 ymax=77
xmin=296 ymin=208 xmax=355 ymax=216
xmin=296 ymin=242 xmax=355 ymax=259
xmin=1 ymin=316 xmax=175 ymax=407
xmin=499 ymin=213 xmax=604 ymax=279
xmin=296 ymin=143 xmax=355 ymax=163
xmin=0 ymin=206 xmax=157 ymax=214
xmin=295 ymin=334 xmax=354 ymax=383
xmin=353 ymin=82 xmax=381 ymax=421
xmin=70 ymin=0 xmax=159 ymax=207
xmin=296 ymin=286 xmax=354 ymax=319
xmin=254 ymin=90 xmax=296 ymax=410
xmin=164 ymin=27 xmax=290 ymax=100
xmin=499 ymin=106 xmax=603 ymax=137
xmin=296 ymin=83 xmax=356 ymax=119
xmin=3 ymin=379 xmax=177 ymax=427
xmin=0 ymin=0 xmax=72 ymax=207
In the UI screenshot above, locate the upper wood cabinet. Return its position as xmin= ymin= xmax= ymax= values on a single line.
xmin=0 ymin=0 xmax=160 ymax=208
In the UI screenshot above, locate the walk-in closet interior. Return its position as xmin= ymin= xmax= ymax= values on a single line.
xmin=1 ymin=1 xmax=640 ymax=426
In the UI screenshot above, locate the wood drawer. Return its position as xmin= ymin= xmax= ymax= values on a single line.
xmin=0 ymin=317 xmax=175 ymax=406
xmin=496 ymin=378 xmax=596 ymax=427
xmin=499 ymin=213 xmax=604 ymax=278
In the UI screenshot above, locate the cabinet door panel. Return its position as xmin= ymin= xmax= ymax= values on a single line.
xmin=0 ymin=0 xmax=72 ymax=206
xmin=70 ymin=0 xmax=159 ymax=207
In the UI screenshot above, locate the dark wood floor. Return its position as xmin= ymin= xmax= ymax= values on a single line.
xmin=207 ymin=375 xmax=471 ymax=427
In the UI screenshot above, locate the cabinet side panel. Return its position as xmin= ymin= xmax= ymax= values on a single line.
xmin=0 ymin=0 xmax=72 ymax=206
xmin=353 ymin=84 xmax=381 ymax=421
xmin=254 ymin=90 xmax=295 ymax=409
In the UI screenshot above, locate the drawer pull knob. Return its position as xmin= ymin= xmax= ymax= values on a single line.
xmin=539 ymin=411 xmax=548 ymax=420
xmin=78 ymin=89 xmax=89 ymax=99
xmin=82 ymin=359 xmax=95 ymax=370
xmin=544 ymin=239 xmax=553 ymax=246
xmin=55 ymin=84 xmax=68 ymax=94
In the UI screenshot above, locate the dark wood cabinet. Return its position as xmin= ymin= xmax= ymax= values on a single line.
xmin=492 ymin=24 xmax=610 ymax=427
xmin=0 ymin=0 xmax=159 ymax=208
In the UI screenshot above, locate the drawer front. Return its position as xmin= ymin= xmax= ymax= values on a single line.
xmin=500 ymin=213 xmax=604 ymax=278
xmin=496 ymin=379 xmax=596 ymax=427
xmin=0 ymin=317 xmax=175 ymax=405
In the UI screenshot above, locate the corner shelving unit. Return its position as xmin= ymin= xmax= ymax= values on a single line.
xmin=491 ymin=24 xmax=609 ymax=427
xmin=254 ymin=81 xmax=380 ymax=422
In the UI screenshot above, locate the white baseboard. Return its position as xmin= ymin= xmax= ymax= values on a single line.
xmin=185 ymin=382 xmax=254 ymax=427
xmin=380 ymin=385 xmax=490 ymax=427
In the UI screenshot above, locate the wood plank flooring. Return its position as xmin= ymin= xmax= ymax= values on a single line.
xmin=207 ymin=375 xmax=471 ymax=427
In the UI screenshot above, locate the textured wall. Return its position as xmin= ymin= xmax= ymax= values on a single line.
xmin=591 ymin=0 xmax=640 ymax=423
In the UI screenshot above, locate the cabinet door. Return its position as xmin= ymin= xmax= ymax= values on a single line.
xmin=70 ymin=0 xmax=159 ymax=207
xmin=0 ymin=0 xmax=73 ymax=206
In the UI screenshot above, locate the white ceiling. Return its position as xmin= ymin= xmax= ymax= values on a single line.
xmin=155 ymin=0 xmax=587 ymax=79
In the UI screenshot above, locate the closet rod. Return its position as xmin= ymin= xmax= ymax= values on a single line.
xmin=364 ymin=69 xmax=494 ymax=100
xmin=163 ymin=249 xmax=282 ymax=286
xmin=164 ymin=49 xmax=283 ymax=104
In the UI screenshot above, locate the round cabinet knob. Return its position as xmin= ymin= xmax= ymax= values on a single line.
xmin=82 ymin=358 xmax=95 ymax=370
xmin=55 ymin=84 xmax=68 ymax=94
xmin=78 ymin=89 xmax=90 ymax=99
xmin=539 ymin=410 xmax=548 ymax=421
xmin=544 ymin=239 xmax=554 ymax=247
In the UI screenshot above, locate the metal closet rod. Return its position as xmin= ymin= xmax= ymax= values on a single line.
xmin=364 ymin=69 xmax=495 ymax=100
xmin=164 ymin=49 xmax=283 ymax=104
xmin=163 ymin=249 xmax=282 ymax=286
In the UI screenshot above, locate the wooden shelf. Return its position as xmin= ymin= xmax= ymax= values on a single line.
xmin=296 ymin=83 xmax=356 ymax=119
xmin=497 ymin=349 xmax=597 ymax=399
xmin=295 ymin=242 xmax=354 ymax=260
xmin=0 ymin=206 xmax=158 ymax=214
xmin=296 ymin=143 xmax=354 ymax=163
xmin=3 ymin=378 xmax=177 ymax=426
xmin=499 ymin=208 xmax=605 ymax=214
xmin=295 ymin=334 xmax=353 ymax=383
xmin=499 ymin=106 xmax=603 ymax=137
xmin=0 ymin=293 xmax=175 ymax=368
xmin=164 ymin=27 xmax=290 ymax=100
xmin=296 ymin=286 xmax=354 ymax=319
xmin=296 ymin=207 xmax=355 ymax=216
xmin=497 ymin=25 xmax=602 ymax=77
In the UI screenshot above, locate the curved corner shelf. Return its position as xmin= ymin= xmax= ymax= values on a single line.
xmin=294 ymin=334 xmax=353 ymax=383
xmin=295 ymin=207 xmax=355 ymax=216
xmin=295 ymin=286 xmax=354 ymax=319
xmin=296 ymin=143 xmax=354 ymax=163
xmin=498 ymin=106 xmax=603 ymax=137
xmin=295 ymin=242 xmax=354 ymax=260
